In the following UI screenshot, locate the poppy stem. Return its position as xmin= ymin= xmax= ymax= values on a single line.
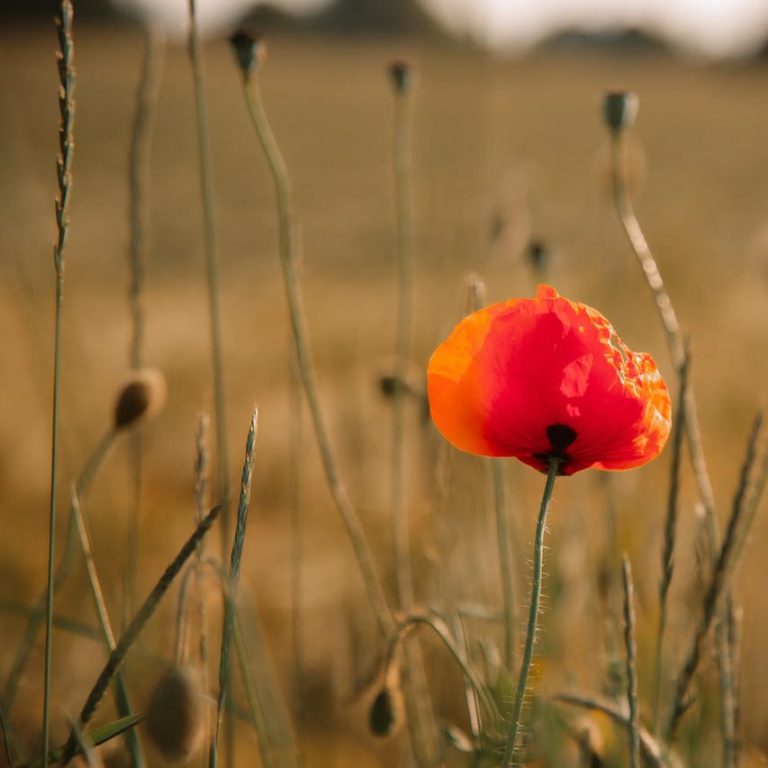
xmin=501 ymin=457 xmax=560 ymax=767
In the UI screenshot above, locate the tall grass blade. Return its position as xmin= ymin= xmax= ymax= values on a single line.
xmin=209 ymin=409 xmax=258 ymax=767
xmin=621 ymin=555 xmax=640 ymax=768
xmin=59 ymin=504 xmax=222 ymax=763
xmin=43 ymin=2 xmax=77 ymax=761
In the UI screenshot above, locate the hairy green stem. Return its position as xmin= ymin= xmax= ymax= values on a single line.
xmin=622 ymin=556 xmax=640 ymax=768
xmin=501 ymin=459 xmax=560 ymax=767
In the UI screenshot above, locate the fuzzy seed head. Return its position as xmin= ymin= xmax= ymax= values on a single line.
xmin=145 ymin=665 xmax=205 ymax=763
xmin=113 ymin=368 xmax=167 ymax=431
xmin=229 ymin=29 xmax=266 ymax=76
xmin=603 ymin=91 xmax=639 ymax=133
xmin=388 ymin=59 xmax=411 ymax=93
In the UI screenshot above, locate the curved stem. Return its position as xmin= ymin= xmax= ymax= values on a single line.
xmin=501 ymin=459 xmax=560 ymax=767
xmin=240 ymin=72 xmax=391 ymax=635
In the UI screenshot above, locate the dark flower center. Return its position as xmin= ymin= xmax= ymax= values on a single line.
xmin=534 ymin=423 xmax=578 ymax=473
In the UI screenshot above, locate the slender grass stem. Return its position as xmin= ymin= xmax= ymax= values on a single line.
xmin=44 ymin=3 xmax=76 ymax=762
xmin=0 ymin=700 xmax=11 ymax=767
xmin=210 ymin=410 xmax=258 ymax=768
xmin=621 ymin=556 xmax=640 ymax=768
xmin=4 ymin=430 xmax=115 ymax=712
xmin=70 ymin=489 xmax=144 ymax=766
xmin=653 ymin=352 xmax=688 ymax=732
xmin=665 ymin=412 xmax=767 ymax=741
xmin=125 ymin=22 xmax=165 ymax=631
xmin=186 ymin=0 xmax=230 ymax=536
xmin=501 ymin=458 xmax=560 ymax=767
xmin=59 ymin=504 xmax=223 ymax=764
xmin=390 ymin=65 xmax=415 ymax=612
xmin=238 ymin=69 xmax=391 ymax=635
xmin=288 ymin=346 xmax=306 ymax=758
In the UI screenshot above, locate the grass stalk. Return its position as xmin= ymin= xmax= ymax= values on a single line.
xmin=124 ymin=21 xmax=165 ymax=628
xmin=390 ymin=60 xmax=415 ymax=613
xmin=5 ymin=429 xmax=114 ymax=714
xmin=186 ymin=0 xmax=231 ymax=536
xmin=59 ymin=503 xmax=223 ymax=764
xmin=466 ymin=274 xmax=517 ymax=672
xmin=0 ymin=700 xmax=11 ymax=767
xmin=621 ymin=555 xmax=640 ymax=768
xmin=43 ymin=2 xmax=76 ymax=762
xmin=665 ymin=411 xmax=767 ymax=741
xmin=70 ymin=489 xmax=144 ymax=767
xmin=210 ymin=410 xmax=258 ymax=768
xmin=653 ymin=351 xmax=689 ymax=732
xmin=501 ymin=458 xmax=560 ymax=767
xmin=288 ymin=346 xmax=306 ymax=756
xmin=237 ymin=60 xmax=391 ymax=635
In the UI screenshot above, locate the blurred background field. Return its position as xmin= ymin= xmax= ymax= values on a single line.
xmin=2 ymin=3 xmax=768 ymax=765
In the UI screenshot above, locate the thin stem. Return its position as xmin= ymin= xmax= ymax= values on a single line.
xmin=70 ymin=489 xmax=144 ymax=767
xmin=391 ymin=72 xmax=415 ymax=611
xmin=492 ymin=459 xmax=515 ymax=672
xmin=501 ymin=459 xmax=560 ymax=767
xmin=3 ymin=430 xmax=115 ymax=712
xmin=125 ymin=22 xmax=165 ymax=631
xmin=653 ymin=352 xmax=688 ymax=732
xmin=288 ymin=345 xmax=306 ymax=758
xmin=665 ymin=412 xmax=766 ymax=740
xmin=239 ymin=72 xmax=391 ymax=634
xmin=210 ymin=410 xmax=258 ymax=768
xmin=608 ymin=132 xmax=718 ymax=546
xmin=44 ymin=2 xmax=76 ymax=761
xmin=186 ymin=0 xmax=230 ymax=537
xmin=621 ymin=555 xmax=640 ymax=768
xmin=60 ymin=504 xmax=222 ymax=764
xmin=0 ymin=700 xmax=11 ymax=767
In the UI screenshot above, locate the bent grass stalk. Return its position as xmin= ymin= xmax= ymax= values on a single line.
xmin=501 ymin=458 xmax=560 ymax=767
xmin=59 ymin=503 xmax=223 ymax=764
xmin=44 ymin=2 xmax=76 ymax=762
xmin=236 ymin=61 xmax=391 ymax=635
xmin=71 ymin=489 xmax=144 ymax=767
xmin=210 ymin=409 xmax=258 ymax=768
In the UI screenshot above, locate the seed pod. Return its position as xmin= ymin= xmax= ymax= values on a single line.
xmin=229 ymin=29 xmax=266 ymax=77
xmin=388 ymin=59 xmax=411 ymax=94
xmin=145 ymin=665 xmax=204 ymax=763
xmin=368 ymin=684 xmax=404 ymax=738
xmin=113 ymin=368 xmax=167 ymax=431
xmin=603 ymin=91 xmax=639 ymax=134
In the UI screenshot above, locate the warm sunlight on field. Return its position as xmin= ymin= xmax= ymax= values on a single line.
xmin=1 ymin=16 xmax=768 ymax=768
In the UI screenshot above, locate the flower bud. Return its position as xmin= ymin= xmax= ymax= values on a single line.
xmin=388 ymin=59 xmax=411 ymax=94
xmin=229 ymin=29 xmax=266 ymax=77
xmin=603 ymin=91 xmax=638 ymax=133
xmin=145 ymin=665 xmax=205 ymax=763
xmin=113 ymin=368 xmax=167 ymax=431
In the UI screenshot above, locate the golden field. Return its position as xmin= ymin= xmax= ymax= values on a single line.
xmin=1 ymin=19 xmax=768 ymax=766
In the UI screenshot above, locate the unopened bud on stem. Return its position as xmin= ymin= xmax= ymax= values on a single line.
xmin=603 ymin=91 xmax=638 ymax=134
xmin=113 ymin=368 xmax=167 ymax=431
xmin=229 ymin=29 xmax=266 ymax=78
xmin=388 ymin=59 xmax=411 ymax=94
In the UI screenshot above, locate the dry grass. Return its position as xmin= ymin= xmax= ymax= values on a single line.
xmin=1 ymin=20 xmax=768 ymax=766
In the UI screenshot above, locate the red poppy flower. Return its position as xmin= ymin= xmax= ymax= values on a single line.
xmin=427 ymin=285 xmax=671 ymax=476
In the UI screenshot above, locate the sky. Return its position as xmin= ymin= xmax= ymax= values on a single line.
xmin=113 ymin=0 xmax=768 ymax=57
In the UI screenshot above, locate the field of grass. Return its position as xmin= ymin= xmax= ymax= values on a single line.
xmin=1 ymin=16 xmax=768 ymax=767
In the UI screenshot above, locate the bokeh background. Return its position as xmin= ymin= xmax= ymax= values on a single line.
xmin=2 ymin=0 xmax=768 ymax=765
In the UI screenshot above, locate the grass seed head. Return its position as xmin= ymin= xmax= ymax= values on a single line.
xmin=145 ymin=664 xmax=205 ymax=763
xmin=113 ymin=368 xmax=167 ymax=431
